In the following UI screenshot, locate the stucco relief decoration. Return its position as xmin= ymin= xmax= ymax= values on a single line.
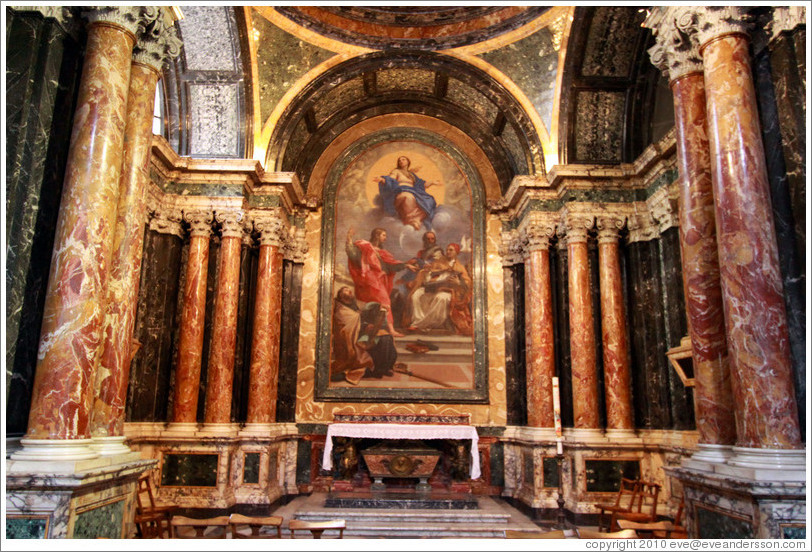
xmin=316 ymin=138 xmax=488 ymax=403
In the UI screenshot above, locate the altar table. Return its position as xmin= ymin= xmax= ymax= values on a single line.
xmin=321 ymin=423 xmax=481 ymax=479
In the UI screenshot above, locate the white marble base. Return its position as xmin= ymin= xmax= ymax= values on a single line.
xmin=717 ymin=447 xmax=807 ymax=481
xmin=162 ymin=422 xmax=200 ymax=436
xmin=11 ymin=438 xmax=99 ymax=462
xmin=89 ymin=435 xmax=132 ymax=456
xmin=198 ymin=422 xmax=239 ymax=437
xmin=683 ymin=443 xmax=734 ymax=470
xmin=604 ymin=428 xmax=639 ymax=441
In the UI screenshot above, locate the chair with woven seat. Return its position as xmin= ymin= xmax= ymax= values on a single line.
xmin=610 ymin=481 xmax=661 ymax=531
xmin=134 ymin=472 xmax=174 ymax=538
xmin=577 ymin=528 xmax=639 ymax=539
xmin=596 ymin=478 xmax=641 ymax=532
xmin=229 ymin=513 xmax=283 ymax=538
xmin=289 ymin=519 xmax=346 ymax=539
xmin=170 ymin=515 xmax=229 ymax=538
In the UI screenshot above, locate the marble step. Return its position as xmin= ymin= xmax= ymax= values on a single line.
xmin=294 ymin=509 xmax=510 ymax=525
xmin=290 ymin=514 xmax=513 ymax=538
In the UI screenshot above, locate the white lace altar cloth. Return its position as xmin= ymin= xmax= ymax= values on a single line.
xmin=322 ymin=423 xmax=481 ymax=479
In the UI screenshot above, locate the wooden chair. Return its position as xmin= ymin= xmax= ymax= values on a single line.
xmin=505 ymin=529 xmax=576 ymax=538
xmin=616 ymin=520 xmax=675 ymax=538
xmin=657 ymin=497 xmax=686 ymax=538
xmin=577 ymin=528 xmax=639 ymax=539
xmin=596 ymin=477 xmax=640 ymax=532
xmin=289 ymin=519 xmax=346 ymax=539
xmin=170 ymin=515 xmax=229 ymax=538
xmin=134 ymin=472 xmax=174 ymax=538
xmin=611 ymin=481 xmax=661 ymax=531
xmin=229 ymin=513 xmax=283 ymax=538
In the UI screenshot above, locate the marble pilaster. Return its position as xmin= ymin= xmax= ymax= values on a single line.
xmin=16 ymin=7 xmax=144 ymax=460
xmin=91 ymin=14 xmax=182 ymax=453
xmin=596 ymin=215 xmax=633 ymax=431
xmin=245 ymin=213 xmax=287 ymax=425
xmin=521 ymin=217 xmax=556 ymax=428
xmin=203 ymin=211 xmax=244 ymax=425
xmin=699 ymin=9 xmax=802 ymax=452
xmin=172 ymin=210 xmax=213 ymax=424
xmin=560 ymin=214 xmax=600 ymax=429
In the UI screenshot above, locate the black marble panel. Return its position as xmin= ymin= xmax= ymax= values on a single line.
xmin=73 ymin=500 xmax=124 ymax=539
xmin=5 ymin=10 xmax=81 ymax=436
xmin=268 ymin=450 xmax=278 ymax=483
xmin=696 ymin=506 xmax=753 ymax=539
xmin=161 ymin=453 xmax=219 ymax=487
xmin=589 ymin=236 xmax=607 ymax=428
xmin=543 ymin=457 xmax=560 ymax=488
xmin=277 ymin=260 xmax=303 ymax=422
xmin=295 ymin=439 xmax=311 ymax=485
xmin=754 ymin=43 xmax=806 ymax=438
xmin=659 ymin=228 xmax=694 ymax=430
xmin=504 ymin=265 xmax=527 ymax=426
xmin=232 ymin=243 xmax=258 ymax=422
xmin=626 ymin=239 xmax=671 ymax=429
xmin=127 ymin=229 xmax=183 ymax=422
xmin=552 ymin=242 xmax=574 ymax=428
xmin=781 ymin=525 xmax=806 ymax=539
xmin=5 ymin=517 xmax=48 ymax=539
xmin=197 ymin=236 xmax=220 ymax=422
xmin=489 ymin=441 xmax=504 ymax=488
xmin=584 ymin=459 xmax=640 ymax=493
xmin=522 ymin=451 xmax=534 ymax=488
xmin=243 ymin=452 xmax=260 ymax=484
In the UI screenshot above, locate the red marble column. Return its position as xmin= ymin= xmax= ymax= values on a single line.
xmin=203 ymin=212 xmax=245 ymax=424
xmin=18 ymin=11 xmax=140 ymax=457
xmin=700 ymin=30 xmax=801 ymax=449
xmin=246 ymin=215 xmax=287 ymax=424
xmin=91 ymin=21 xmax=181 ymax=447
xmin=563 ymin=215 xmax=600 ymax=429
xmin=596 ymin=216 xmax=634 ymax=431
xmin=671 ymin=71 xmax=737 ymax=449
xmin=522 ymin=220 xmax=556 ymax=428
xmin=172 ymin=211 xmax=213 ymax=424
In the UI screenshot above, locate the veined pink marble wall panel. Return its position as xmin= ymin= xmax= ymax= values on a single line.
xmin=26 ymin=23 xmax=135 ymax=440
xmin=568 ymin=240 xmax=600 ymax=428
xmin=598 ymin=239 xmax=633 ymax=430
xmin=671 ymin=72 xmax=736 ymax=447
xmin=173 ymin=235 xmax=210 ymax=423
xmin=524 ymin=247 xmax=555 ymax=428
xmin=204 ymin=235 xmax=242 ymax=423
xmin=703 ymin=35 xmax=801 ymax=449
xmin=92 ymin=63 xmax=160 ymax=438
xmin=247 ymin=244 xmax=284 ymax=423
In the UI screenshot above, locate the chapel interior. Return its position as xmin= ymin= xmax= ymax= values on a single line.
xmin=4 ymin=4 xmax=808 ymax=541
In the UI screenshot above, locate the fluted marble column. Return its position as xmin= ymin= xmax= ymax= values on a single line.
xmin=522 ymin=218 xmax=557 ymax=428
xmin=15 ymin=7 xmax=145 ymax=461
xmin=596 ymin=215 xmax=634 ymax=432
xmin=561 ymin=214 xmax=600 ymax=429
xmin=645 ymin=10 xmax=737 ymax=462
xmin=697 ymin=8 xmax=802 ymax=455
xmin=91 ymin=12 xmax=182 ymax=454
xmin=203 ymin=211 xmax=244 ymax=425
xmin=245 ymin=214 xmax=287 ymax=425
xmin=171 ymin=210 xmax=213 ymax=425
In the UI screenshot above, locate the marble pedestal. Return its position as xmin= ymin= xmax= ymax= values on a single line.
xmin=665 ymin=465 xmax=806 ymax=539
xmin=5 ymin=453 xmax=156 ymax=539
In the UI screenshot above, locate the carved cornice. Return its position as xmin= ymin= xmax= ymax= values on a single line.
xmin=133 ymin=10 xmax=183 ymax=72
xmin=644 ymin=7 xmax=704 ymax=82
xmin=184 ymin=210 xmax=214 ymax=238
xmin=215 ymin=210 xmax=244 ymax=239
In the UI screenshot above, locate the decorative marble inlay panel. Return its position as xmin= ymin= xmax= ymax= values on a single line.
xmin=313 ymin=77 xmax=365 ymax=126
xmin=189 ymin=83 xmax=240 ymax=157
xmin=446 ymin=78 xmax=499 ymax=126
xmin=584 ymin=459 xmax=640 ymax=493
xmin=582 ymin=7 xmax=644 ymax=77
xmin=696 ymin=506 xmax=753 ymax=539
xmin=161 ymin=453 xmax=219 ymax=487
xmin=178 ymin=6 xmax=236 ymax=71
xmin=543 ymin=457 xmax=560 ymax=488
xmin=243 ymin=452 xmax=260 ymax=484
xmin=501 ymin=122 xmax=529 ymax=174
xmin=574 ymin=90 xmax=625 ymax=162
xmin=6 ymin=516 xmax=49 ymax=539
xmin=377 ymin=68 xmax=435 ymax=95
xmin=72 ymin=499 xmax=124 ymax=539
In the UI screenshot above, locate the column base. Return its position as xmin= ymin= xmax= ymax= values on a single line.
xmin=89 ymin=435 xmax=132 ymax=456
xmin=605 ymin=428 xmax=638 ymax=441
xmin=716 ymin=446 xmax=806 ymax=480
xmin=11 ymin=438 xmax=99 ymax=462
xmin=239 ymin=422 xmax=274 ymax=437
xmin=683 ymin=443 xmax=733 ymax=470
xmin=565 ymin=428 xmax=606 ymax=443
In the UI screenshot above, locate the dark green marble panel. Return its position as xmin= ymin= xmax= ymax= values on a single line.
xmin=543 ymin=457 xmax=560 ymax=488
xmin=6 ymin=517 xmax=48 ymax=539
xmin=161 ymin=453 xmax=219 ymax=487
xmin=522 ymin=451 xmax=534 ymax=487
xmin=73 ymin=500 xmax=124 ymax=539
xmin=489 ymin=441 xmax=504 ymax=488
xmin=162 ymin=181 xmax=243 ymax=197
xmin=243 ymin=452 xmax=260 ymax=484
xmin=296 ymin=440 xmax=311 ymax=485
xmin=584 ymin=459 xmax=640 ymax=493
xmin=696 ymin=506 xmax=753 ymax=539
xmin=782 ymin=525 xmax=806 ymax=539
